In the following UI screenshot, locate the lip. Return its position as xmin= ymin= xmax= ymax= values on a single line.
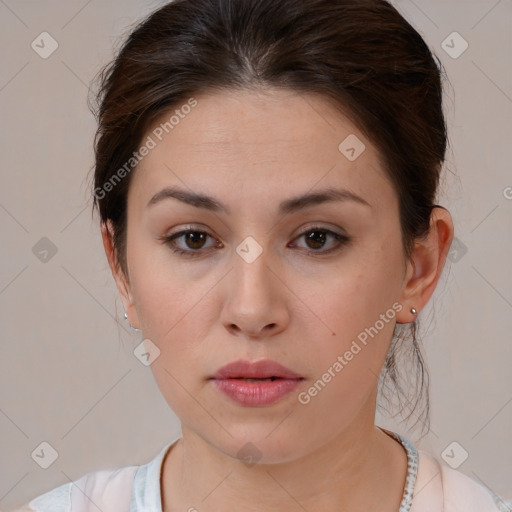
xmin=209 ymin=359 xmax=304 ymax=380
xmin=208 ymin=359 xmax=304 ymax=407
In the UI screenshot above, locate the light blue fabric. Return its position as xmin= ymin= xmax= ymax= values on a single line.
xmin=27 ymin=481 xmax=72 ymax=511
xmin=129 ymin=441 xmax=174 ymax=512
xmin=384 ymin=429 xmax=419 ymax=512
xmin=493 ymin=495 xmax=512 ymax=512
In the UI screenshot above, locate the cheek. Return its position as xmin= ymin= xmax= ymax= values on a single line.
xmin=295 ymin=291 xmax=399 ymax=425
xmin=128 ymin=255 xmax=218 ymax=414
xmin=127 ymin=227 xmax=210 ymax=335
xmin=297 ymin=237 xmax=403 ymax=386
xmin=127 ymin=239 xmax=224 ymax=385
xmin=312 ymin=243 xmax=402 ymax=333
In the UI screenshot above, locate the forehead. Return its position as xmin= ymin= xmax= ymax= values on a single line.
xmin=128 ymin=88 xmax=395 ymax=214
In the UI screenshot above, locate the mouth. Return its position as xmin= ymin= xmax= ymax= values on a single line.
xmin=236 ymin=377 xmax=281 ymax=382
xmin=208 ymin=359 xmax=304 ymax=406
xmin=208 ymin=358 xmax=304 ymax=381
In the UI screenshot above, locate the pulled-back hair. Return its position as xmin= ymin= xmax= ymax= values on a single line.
xmin=90 ymin=0 xmax=451 ymax=436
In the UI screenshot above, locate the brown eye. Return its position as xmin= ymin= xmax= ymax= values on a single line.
xmin=304 ymin=230 xmax=328 ymax=250
xmin=291 ymin=226 xmax=350 ymax=256
xmin=182 ymin=231 xmax=208 ymax=250
xmin=161 ymin=229 xmax=222 ymax=257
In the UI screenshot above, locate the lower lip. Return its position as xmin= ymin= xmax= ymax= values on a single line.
xmin=211 ymin=378 xmax=302 ymax=406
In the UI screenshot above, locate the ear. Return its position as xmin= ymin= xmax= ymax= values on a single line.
xmin=101 ymin=220 xmax=140 ymax=330
xmin=395 ymin=207 xmax=454 ymax=324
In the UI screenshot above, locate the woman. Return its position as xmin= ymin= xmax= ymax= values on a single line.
xmin=15 ymin=0 xmax=511 ymax=510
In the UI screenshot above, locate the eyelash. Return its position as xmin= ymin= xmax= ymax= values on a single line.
xmin=159 ymin=225 xmax=351 ymax=259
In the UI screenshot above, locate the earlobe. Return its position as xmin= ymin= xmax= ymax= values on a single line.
xmin=101 ymin=220 xmax=139 ymax=329
xmin=395 ymin=207 xmax=454 ymax=324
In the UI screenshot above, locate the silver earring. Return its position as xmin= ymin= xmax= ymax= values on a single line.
xmin=124 ymin=312 xmax=140 ymax=332
xmin=410 ymin=307 xmax=417 ymax=315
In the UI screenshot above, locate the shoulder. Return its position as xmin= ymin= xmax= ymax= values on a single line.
xmin=439 ymin=461 xmax=512 ymax=512
xmin=12 ymin=465 xmax=138 ymax=512
xmin=412 ymin=449 xmax=512 ymax=512
xmin=11 ymin=440 xmax=180 ymax=512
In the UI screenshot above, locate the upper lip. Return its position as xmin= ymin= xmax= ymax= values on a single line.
xmin=209 ymin=359 xmax=304 ymax=380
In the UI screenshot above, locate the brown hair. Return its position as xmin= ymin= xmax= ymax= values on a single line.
xmin=89 ymin=0 xmax=451 ymax=436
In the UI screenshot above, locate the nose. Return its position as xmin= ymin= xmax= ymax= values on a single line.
xmin=220 ymin=246 xmax=290 ymax=339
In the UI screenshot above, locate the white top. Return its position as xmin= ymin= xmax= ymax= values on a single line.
xmin=12 ymin=428 xmax=512 ymax=512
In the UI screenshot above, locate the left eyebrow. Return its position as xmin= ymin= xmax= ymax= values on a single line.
xmin=146 ymin=186 xmax=371 ymax=215
xmin=278 ymin=187 xmax=371 ymax=214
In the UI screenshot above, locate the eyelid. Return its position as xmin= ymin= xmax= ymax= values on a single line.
xmin=288 ymin=224 xmax=350 ymax=253
xmin=161 ymin=225 xmax=222 ymax=251
xmin=293 ymin=222 xmax=348 ymax=238
xmin=161 ymin=223 xmax=350 ymax=257
xmin=165 ymin=222 xmax=347 ymax=238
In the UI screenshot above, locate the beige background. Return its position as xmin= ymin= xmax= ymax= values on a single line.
xmin=1 ymin=0 xmax=511 ymax=509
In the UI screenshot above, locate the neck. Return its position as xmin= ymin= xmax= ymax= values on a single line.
xmin=162 ymin=410 xmax=407 ymax=512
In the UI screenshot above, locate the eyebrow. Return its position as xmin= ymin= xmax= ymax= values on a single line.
xmin=146 ymin=185 xmax=371 ymax=215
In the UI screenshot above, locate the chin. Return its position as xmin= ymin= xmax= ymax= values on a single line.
xmin=201 ymin=422 xmax=310 ymax=466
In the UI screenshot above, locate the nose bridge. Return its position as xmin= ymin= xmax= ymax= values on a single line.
xmin=219 ymin=233 xmax=288 ymax=336
xmin=232 ymin=235 xmax=276 ymax=303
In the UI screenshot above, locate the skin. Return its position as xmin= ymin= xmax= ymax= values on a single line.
xmin=102 ymin=88 xmax=453 ymax=512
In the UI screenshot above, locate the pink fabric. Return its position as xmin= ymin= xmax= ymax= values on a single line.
xmin=69 ymin=466 xmax=138 ymax=511
xmin=412 ymin=450 xmax=503 ymax=511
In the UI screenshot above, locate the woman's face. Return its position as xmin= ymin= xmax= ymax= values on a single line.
xmin=117 ymin=88 xmax=413 ymax=463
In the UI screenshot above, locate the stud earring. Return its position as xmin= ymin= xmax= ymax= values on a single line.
xmin=410 ymin=307 xmax=417 ymax=315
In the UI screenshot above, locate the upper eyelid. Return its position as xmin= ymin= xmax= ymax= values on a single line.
xmin=166 ymin=225 xmax=347 ymax=248
xmin=167 ymin=223 xmax=346 ymax=239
